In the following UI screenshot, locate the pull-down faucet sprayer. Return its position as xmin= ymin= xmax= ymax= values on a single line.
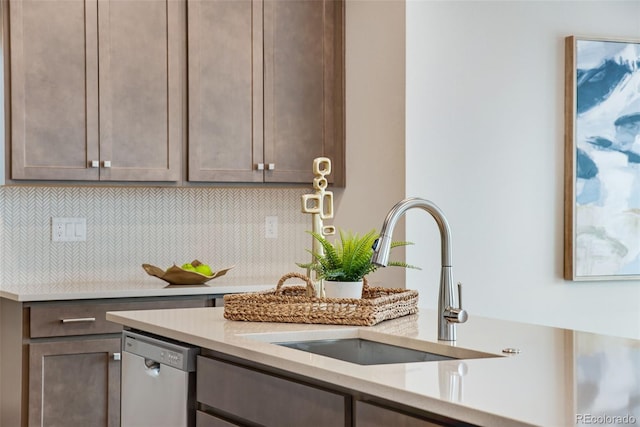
xmin=371 ymin=197 xmax=467 ymax=341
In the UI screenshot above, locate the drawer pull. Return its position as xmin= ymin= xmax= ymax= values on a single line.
xmin=113 ymin=352 xmax=121 ymax=361
xmin=61 ymin=317 xmax=96 ymax=324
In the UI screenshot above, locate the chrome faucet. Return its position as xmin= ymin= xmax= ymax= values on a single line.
xmin=371 ymin=197 xmax=467 ymax=341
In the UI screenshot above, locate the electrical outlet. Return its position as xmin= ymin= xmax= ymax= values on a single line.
xmin=265 ymin=216 xmax=278 ymax=239
xmin=52 ymin=217 xmax=86 ymax=242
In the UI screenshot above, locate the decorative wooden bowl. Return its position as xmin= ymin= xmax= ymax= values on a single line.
xmin=142 ymin=260 xmax=234 ymax=285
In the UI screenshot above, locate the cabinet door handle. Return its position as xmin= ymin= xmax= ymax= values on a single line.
xmin=256 ymin=163 xmax=265 ymax=170
xmin=113 ymin=352 xmax=121 ymax=361
xmin=61 ymin=317 xmax=96 ymax=324
xmin=90 ymin=160 xmax=100 ymax=168
xmin=103 ymin=160 xmax=112 ymax=168
xmin=267 ymin=163 xmax=275 ymax=170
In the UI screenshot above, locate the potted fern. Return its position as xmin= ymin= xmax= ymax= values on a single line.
xmin=298 ymin=229 xmax=418 ymax=299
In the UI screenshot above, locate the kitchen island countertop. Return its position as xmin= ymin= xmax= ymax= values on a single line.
xmin=106 ymin=306 xmax=640 ymax=427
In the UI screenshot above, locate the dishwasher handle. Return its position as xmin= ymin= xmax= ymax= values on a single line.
xmin=144 ymin=358 xmax=161 ymax=376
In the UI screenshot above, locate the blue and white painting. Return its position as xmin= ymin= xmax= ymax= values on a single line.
xmin=573 ymin=38 xmax=640 ymax=279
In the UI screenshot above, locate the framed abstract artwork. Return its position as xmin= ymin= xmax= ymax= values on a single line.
xmin=565 ymin=36 xmax=640 ymax=280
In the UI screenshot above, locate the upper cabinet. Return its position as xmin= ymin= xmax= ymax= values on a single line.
xmin=187 ymin=0 xmax=263 ymax=183
xmin=6 ymin=0 xmax=344 ymax=186
xmin=9 ymin=0 xmax=183 ymax=181
xmin=187 ymin=0 xmax=345 ymax=186
xmin=96 ymin=0 xmax=183 ymax=182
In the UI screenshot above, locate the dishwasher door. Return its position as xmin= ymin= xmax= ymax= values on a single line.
xmin=121 ymin=331 xmax=199 ymax=427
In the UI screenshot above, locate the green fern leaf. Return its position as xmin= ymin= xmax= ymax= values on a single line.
xmin=297 ymin=228 xmax=420 ymax=282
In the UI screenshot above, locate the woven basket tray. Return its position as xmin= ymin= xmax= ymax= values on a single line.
xmin=223 ymin=272 xmax=419 ymax=326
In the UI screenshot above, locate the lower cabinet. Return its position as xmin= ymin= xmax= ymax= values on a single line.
xmin=197 ymin=356 xmax=348 ymax=426
xmin=196 ymin=354 xmax=475 ymax=427
xmin=0 ymin=295 xmax=215 ymax=427
xmin=354 ymin=401 xmax=444 ymax=427
xmin=195 ymin=410 xmax=238 ymax=427
xmin=28 ymin=338 xmax=121 ymax=427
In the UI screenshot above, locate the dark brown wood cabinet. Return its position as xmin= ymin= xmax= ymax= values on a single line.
xmin=197 ymin=355 xmax=348 ymax=426
xmin=8 ymin=0 xmax=183 ymax=182
xmin=354 ymin=401 xmax=444 ymax=427
xmin=187 ymin=0 xmax=263 ymax=183
xmin=4 ymin=0 xmax=344 ymax=186
xmin=195 ymin=351 xmax=473 ymax=427
xmin=196 ymin=410 xmax=238 ymax=427
xmin=187 ymin=0 xmax=345 ymax=186
xmin=0 ymin=295 xmax=214 ymax=427
xmin=28 ymin=338 xmax=122 ymax=427
xmin=263 ymin=0 xmax=344 ymax=185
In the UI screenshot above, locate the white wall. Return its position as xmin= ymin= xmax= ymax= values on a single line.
xmin=406 ymin=0 xmax=640 ymax=339
xmin=333 ymin=0 xmax=407 ymax=288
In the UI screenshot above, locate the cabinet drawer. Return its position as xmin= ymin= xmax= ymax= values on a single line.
xmin=196 ymin=410 xmax=238 ymax=427
xmin=197 ymin=356 xmax=347 ymax=426
xmin=355 ymin=401 xmax=444 ymax=427
xmin=29 ymin=297 xmax=210 ymax=338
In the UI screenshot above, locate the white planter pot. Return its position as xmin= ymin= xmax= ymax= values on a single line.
xmin=323 ymin=280 xmax=364 ymax=299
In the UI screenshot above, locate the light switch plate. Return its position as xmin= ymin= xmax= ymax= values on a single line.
xmin=52 ymin=217 xmax=86 ymax=242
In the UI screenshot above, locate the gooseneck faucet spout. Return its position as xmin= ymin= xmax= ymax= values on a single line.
xmin=371 ymin=197 xmax=467 ymax=341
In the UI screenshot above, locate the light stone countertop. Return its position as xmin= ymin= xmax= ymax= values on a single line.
xmin=0 ymin=277 xmax=273 ymax=302
xmin=106 ymin=306 xmax=640 ymax=427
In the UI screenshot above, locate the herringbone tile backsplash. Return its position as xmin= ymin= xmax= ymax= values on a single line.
xmin=0 ymin=186 xmax=313 ymax=288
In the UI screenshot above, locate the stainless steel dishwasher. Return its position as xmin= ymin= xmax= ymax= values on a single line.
xmin=121 ymin=330 xmax=199 ymax=427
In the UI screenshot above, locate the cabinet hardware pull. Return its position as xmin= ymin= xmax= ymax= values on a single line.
xmin=61 ymin=317 xmax=96 ymax=323
xmin=90 ymin=160 xmax=99 ymax=168
xmin=113 ymin=352 xmax=121 ymax=361
xmin=103 ymin=160 xmax=112 ymax=168
xmin=256 ymin=163 xmax=265 ymax=170
xmin=267 ymin=163 xmax=275 ymax=170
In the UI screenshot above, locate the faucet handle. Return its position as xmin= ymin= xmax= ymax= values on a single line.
xmin=444 ymin=283 xmax=468 ymax=323
xmin=444 ymin=307 xmax=468 ymax=323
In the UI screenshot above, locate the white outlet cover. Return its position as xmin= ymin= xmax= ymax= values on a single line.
xmin=265 ymin=216 xmax=278 ymax=239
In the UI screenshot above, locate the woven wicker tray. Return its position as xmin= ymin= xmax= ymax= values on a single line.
xmin=223 ymin=272 xmax=419 ymax=326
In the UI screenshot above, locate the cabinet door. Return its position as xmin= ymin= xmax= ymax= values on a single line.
xmin=10 ymin=0 xmax=100 ymax=180
xmin=98 ymin=0 xmax=183 ymax=181
xmin=263 ymin=0 xmax=344 ymax=185
xmin=188 ymin=0 xmax=264 ymax=182
xmin=28 ymin=338 xmax=121 ymax=427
